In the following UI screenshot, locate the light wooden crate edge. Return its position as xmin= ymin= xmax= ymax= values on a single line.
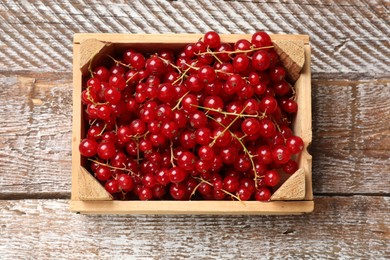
xmin=71 ymin=33 xmax=313 ymax=214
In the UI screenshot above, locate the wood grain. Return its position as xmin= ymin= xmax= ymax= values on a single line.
xmin=1 ymin=197 xmax=389 ymax=259
xmin=0 ymin=0 xmax=389 ymax=258
xmin=1 ymin=73 xmax=389 ymax=196
xmin=0 ymin=0 xmax=388 ymax=78
xmin=0 ymin=72 xmax=72 ymax=197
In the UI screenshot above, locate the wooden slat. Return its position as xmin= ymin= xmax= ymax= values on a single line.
xmin=1 ymin=197 xmax=389 ymax=258
xmin=0 ymin=73 xmax=72 ymax=197
xmin=74 ymin=33 xmax=310 ymax=44
xmin=70 ymin=200 xmax=314 ymax=215
xmin=312 ymin=78 xmax=390 ymax=151
xmin=0 ymin=0 xmax=388 ymax=78
xmin=0 ymin=73 xmax=389 ymax=196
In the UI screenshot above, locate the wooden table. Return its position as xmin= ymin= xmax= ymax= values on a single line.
xmin=0 ymin=0 xmax=389 ymax=258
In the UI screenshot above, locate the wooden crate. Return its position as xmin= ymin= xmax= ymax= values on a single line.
xmin=70 ymin=34 xmax=313 ymax=214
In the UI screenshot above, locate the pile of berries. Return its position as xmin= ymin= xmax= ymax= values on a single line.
xmin=79 ymin=31 xmax=304 ymax=201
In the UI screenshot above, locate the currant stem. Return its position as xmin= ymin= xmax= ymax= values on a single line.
xmin=88 ymin=158 xmax=138 ymax=176
xmin=172 ymin=90 xmax=191 ymax=111
xmin=157 ymin=56 xmax=181 ymax=73
xmin=193 ymin=177 xmax=243 ymax=203
xmin=172 ymin=67 xmax=191 ymax=85
xmin=98 ymin=124 xmax=107 ymax=136
xmin=126 ymin=71 xmax=139 ymax=84
xmin=197 ymin=45 xmax=274 ymax=56
xmin=170 ymin=141 xmax=176 ymax=167
xmin=107 ymin=55 xmax=132 ymax=69
xmin=189 ymin=181 xmax=203 ymax=200
xmin=206 ymin=46 xmax=222 ymax=64
xmin=209 ymin=104 xmax=248 ymax=147
xmin=206 ymin=114 xmax=258 ymax=188
xmin=192 ymin=104 xmax=260 ymax=118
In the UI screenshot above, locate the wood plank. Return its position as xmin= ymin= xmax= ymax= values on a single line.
xmin=313 ymin=149 xmax=390 ymax=194
xmin=0 ymin=0 xmax=388 ymax=78
xmin=0 ymin=73 xmax=72 ymax=196
xmin=69 ymin=200 xmax=314 ymax=215
xmin=74 ymin=33 xmax=310 ymax=44
xmin=0 ymin=197 xmax=389 ymax=258
xmin=312 ymin=78 xmax=390 ymax=151
xmin=1 ymin=73 xmax=389 ymax=196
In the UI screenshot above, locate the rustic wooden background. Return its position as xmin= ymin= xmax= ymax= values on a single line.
xmin=0 ymin=0 xmax=389 ymax=258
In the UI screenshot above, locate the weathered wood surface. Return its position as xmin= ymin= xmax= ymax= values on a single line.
xmin=0 ymin=0 xmax=389 ymax=78
xmin=1 ymin=197 xmax=389 ymax=259
xmin=0 ymin=0 xmax=389 ymax=258
xmin=1 ymin=74 xmax=388 ymax=196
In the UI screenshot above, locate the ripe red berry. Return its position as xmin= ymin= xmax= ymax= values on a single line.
xmin=105 ymin=179 xmax=119 ymax=194
xmin=97 ymin=142 xmax=116 ymax=159
xmin=79 ymin=138 xmax=98 ymax=157
xmin=251 ymin=31 xmax=272 ymax=48
xmin=264 ymin=170 xmax=281 ymax=187
xmin=272 ymin=145 xmax=291 ymax=165
xmin=241 ymin=118 xmax=261 ymax=136
xmin=286 ymin=136 xmax=304 ymax=154
xmin=118 ymin=174 xmax=135 ymax=192
xmin=203 ymin=31 xmax=221 ymax=48
xmin=168 ymin=166 xmax=188 ymax=183
xmin=255 ymin=187 xmax=271 ymax=201
xmin=252 ymin=50 xmax=270 ymax=71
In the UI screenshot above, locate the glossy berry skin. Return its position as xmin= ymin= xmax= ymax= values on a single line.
xmin=251 ymin=31 xmax=272 ymax=48
xmin=97 ymin=142 xmax=116 ymax=159
xmin=283 ymin=159 xmax=299 ymax=174
xmin=282 ymin=99 xmax=298 ymax=114
xmin=198 ymin=145 xmax=215 ymax=161
xmin=94 ymin=66 xmax=110 ymax=82
xmin=233 ymin=54 xmax=250 ymax=72
xmin=79 ymin=138 xmax=98 ymax=157
xmin=223 ymin=175 xmax=240 ymax=193
xmin=182 ymin=94 xmax=198 ymax=112
xmin=95 ymin=165 xmax=112 ymax=181
xmin=168 ymin=166 xmax=188 ymax=183
xmin=255 ymin=187 xmax=271 ymax=201
xmin=170 ymin=183 xmax=187 ymax=200
xmin=198 ymin=65 xmax=216 ymax=84
xmin=177 ymin=151 xmax=196 ymax=171
xmin=269 ymin=66 xmax=286 ymax=82
xmin=142 ymin=173 xmax=157 ymax=189
xmin=272 ymin=145 xmax=291 ymax=165
xmin=259 ymin=119 xmax=276 ymax=138
xmin=252 ymin=50 xmax=270 ymax=71
xmin=203 ymin=95 xmax=224 ymax=114
xmin=158 ymin=83 xmax=175 ymax=103
xmin=146 ymin=56 xmax=166 ymax=75
xmin=129 ymin=52 xmax=146 ymax=70
xmin=118 ymin=174 xmax=134 ymax=192
xmin=139 ymin=187 xmax=153 ymax=200
xmin=203 ymin=31 xmax=221 ymax=48
xmin=236 ymin=187 xmax=252 ymax=201
xmin=161 ymin=121 xmax=179 ymax=139
xmin=180 ymin=130 xmax=197 ymax=149
xmin=264 ymin=170 xmax=281 ymax=187
xmin=260 ymin=96 xmax=278 ymax=114
xmin=189 ymin=111 xmax=207 ymax=129
xmin=241 ymin=118 xmax=261 ymax=136
xmin=105 ymin=179 xmax=119 ymax=194
xmin=234 ymin=39 xmax=252 ymax=53
xmin=156 ymin=168 xmax=171 ymax=186
xmin=220 ymin=146 xmax=238 ymax=165
xmin=286 ymin=136 xmax=304 ymax=154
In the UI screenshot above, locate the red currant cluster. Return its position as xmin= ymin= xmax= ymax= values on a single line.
xmin=79 ymin=31 xmax=304 ymax=201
